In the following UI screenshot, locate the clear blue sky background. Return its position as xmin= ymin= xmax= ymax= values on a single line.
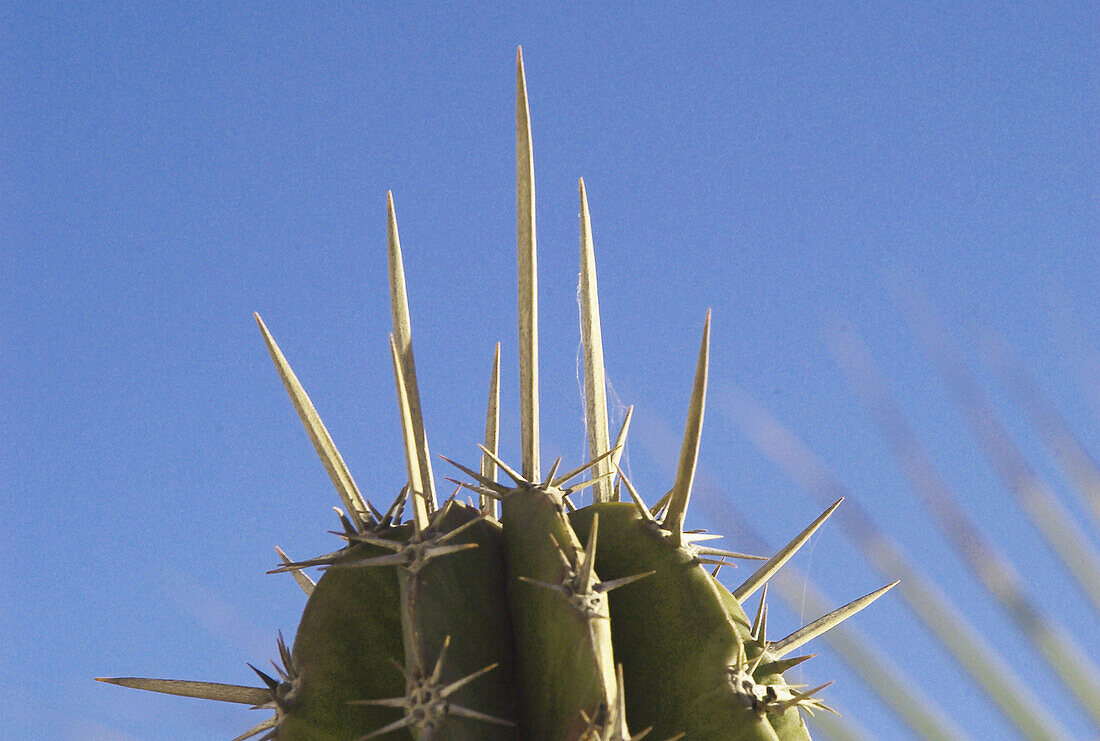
xmin=4 ymin=3 xmax=1098 ymax=739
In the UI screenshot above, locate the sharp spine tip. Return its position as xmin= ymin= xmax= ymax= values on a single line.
xmin=254 ymin=315 xmax=370 ymax=530
xmin=516 ymin=41 xmax=540 ymax=483
xmin=579 ymin=176 xmax=612 ymax=502
xmin=386 ymin=197 xmax=437 ymax=510
xmin=769 ymin=580 xmax=899 ymax=659
xmin=733 ymin=497 xmax=843 ymax=602
xmin=665 ymin=312 xmax=711 ymax=547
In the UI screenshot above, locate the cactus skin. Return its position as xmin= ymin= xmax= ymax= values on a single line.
xmin=570 ymin=503 xmax=811 ymax=741
xmin=269 ymin=502 xmax=520 ymax=740
xmin=279 ymin=539 xmax=407 ymax=740
xmin=501 ymin=484 xmax=616 ymax=738
xmin=388 ymin=501 xmax=518 ymax=739
xmin=96 ymin=48 xmax=898 ymax=741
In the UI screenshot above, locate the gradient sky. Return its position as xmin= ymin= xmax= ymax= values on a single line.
xmin=4 ymin=3 xmax=1099 ymax=739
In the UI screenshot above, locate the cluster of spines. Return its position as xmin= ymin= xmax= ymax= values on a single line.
xmin=97 ymin=48 xmax=896 ymax=740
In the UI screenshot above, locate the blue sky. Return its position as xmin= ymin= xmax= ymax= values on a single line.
xmin=4 ymin=3 xmax=1098 ymax=739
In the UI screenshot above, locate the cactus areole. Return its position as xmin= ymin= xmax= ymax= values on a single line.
xmin=98 ymin=49 xmax=895 ymax=740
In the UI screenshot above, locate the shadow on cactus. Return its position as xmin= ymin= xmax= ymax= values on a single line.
xmin=97 ymin=48 xmax=896 ymax=741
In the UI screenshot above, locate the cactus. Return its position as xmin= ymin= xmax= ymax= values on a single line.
xmin=98 ymin=49 xmax=895 ymax=740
